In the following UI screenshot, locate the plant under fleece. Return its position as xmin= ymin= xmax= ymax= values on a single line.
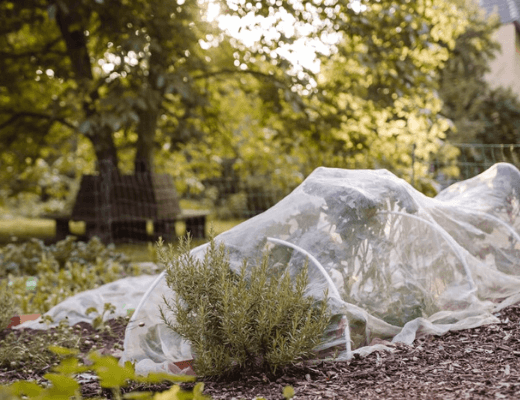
xmin=158 ymin=235 xmax=330 ymax=377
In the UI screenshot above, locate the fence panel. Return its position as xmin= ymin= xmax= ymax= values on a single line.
xmin=422 ymin=143 xmax=520 ymax=191
xmin=3 ymin=143 xmax=519 ymax=244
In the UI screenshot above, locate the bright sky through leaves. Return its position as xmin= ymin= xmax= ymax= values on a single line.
xmin=203 ymin=0 xmax=352 ymax=73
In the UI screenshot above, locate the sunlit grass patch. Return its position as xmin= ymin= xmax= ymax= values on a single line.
xmin=0 ymin=218 xmax=55 ymax=243
xmin=0 ymin=216 xmax=245 ymax=262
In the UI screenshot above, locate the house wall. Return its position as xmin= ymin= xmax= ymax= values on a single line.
xmin=484 ymin=23 xmax=520 ymax=97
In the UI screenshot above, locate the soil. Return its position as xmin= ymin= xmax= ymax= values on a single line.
xmin=2 ymin=304 xmax=520 ymax=399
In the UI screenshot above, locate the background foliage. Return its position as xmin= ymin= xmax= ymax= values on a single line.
xmin=1 ymin=0 xmax=519 ymax=214
xmin=0 ymin=236 xmax=144 ymax=314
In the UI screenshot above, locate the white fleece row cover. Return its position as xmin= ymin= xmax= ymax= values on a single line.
xmin=119 ymin=162 xmax=520 ymax=375
xmin=18 ymin=163 xmax=520 ymax=375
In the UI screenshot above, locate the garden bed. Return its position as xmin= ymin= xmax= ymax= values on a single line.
xmin=2 ymin=304 xmax=520 ymax=399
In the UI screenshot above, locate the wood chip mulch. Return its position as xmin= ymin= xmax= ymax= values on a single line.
xmin=3 ymin=304 xmax=520 ymax=399
xmin=202 ymin=305 xmax=520 ymax=399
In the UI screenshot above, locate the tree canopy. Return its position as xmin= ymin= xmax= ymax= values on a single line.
xmin=439 ymin=0 xmax=520 ymax=146
xmin=0 ymin=0 xmax=506 ymax=210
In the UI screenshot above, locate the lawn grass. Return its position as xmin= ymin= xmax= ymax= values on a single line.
xmin=0 ymin=216 xmax=245 ymax=263
xmin=0 ymin=218 xmax=55 ymax=243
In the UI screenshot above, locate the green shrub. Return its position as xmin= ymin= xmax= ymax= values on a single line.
xmin=158 ymin=235 xmax=330 ymax=377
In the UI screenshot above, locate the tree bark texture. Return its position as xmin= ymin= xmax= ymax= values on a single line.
xmin=134 ymin=46 xmax=164 ymax=174
xmin=54 ymin=0 xmax=119 ymax=175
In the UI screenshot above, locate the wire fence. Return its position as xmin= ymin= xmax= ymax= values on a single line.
xmin=185 ymin=142 xmax=520 ymax=228
xmin=418 ymin=143 xmax=520 ymax=191
xmin=4 ymin=143 xmax=520 ymax=243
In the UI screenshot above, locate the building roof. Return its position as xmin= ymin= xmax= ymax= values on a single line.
xmin=480 ymin=0 xmax=520 ymax=23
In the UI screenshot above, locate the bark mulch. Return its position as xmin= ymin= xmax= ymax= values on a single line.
xmin=2 ymin=304 xmax=520 ymax=399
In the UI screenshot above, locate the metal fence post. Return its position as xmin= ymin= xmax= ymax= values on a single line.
xmin=411 ymin=143 xmax=416 ymax=188
xmin=99 ymin=159 xmax=113 ymax=243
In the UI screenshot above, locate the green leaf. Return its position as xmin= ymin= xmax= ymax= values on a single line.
xmin=52 ymin=356 xmax=90 ymax=375
xmin=193 ymin=382 xmax=210 ymax=399
xmin=8 ymin=381 xmax=43 ymax=398
xmin=41 ymin=374 xmax=80 ymax=399
xmin=85 ymin=306 xmax=99 ymax=316
xmin=92 ymin=315 xmax=103 ymax=330
xmin=47 ymin=345 xmax=79 ymax=357
xmin=103 ymin=302 xmax=116 ymax=313
xmin=88 ymin=351 xmax=136 ymax=388
xmin=283 ymin=385 xmax=295 ymax=399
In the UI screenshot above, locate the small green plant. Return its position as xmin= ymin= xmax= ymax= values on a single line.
xmin=0 ymin=319 xmax=82 ymax=372
xmin=158 ymin=235 xmax=330 ymax=377
xmin=0 ymin=237 xmax=144 ymax=315
xmin=1 ymin=345 xmax=207 ymax=400
xmin=0 ymin=280 xmax=18 ymax=331
xmin=86 ymin=302 xmax=116 ymax=332
xmin=0 ymin=236 xmax=130 ymax=278
xmin=0 ymin=345 xmax=296 ymax=399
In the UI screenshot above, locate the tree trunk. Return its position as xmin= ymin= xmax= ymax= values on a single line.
xmin=55 ymin=1 xmax=119 ymax=175
xmin=133 ymin=45 xmax=164 ymax=174
xmin=93 ymin=126 xmax=120 ymax=176
xmin=134 ymin=109 xmax=157 ymax=174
